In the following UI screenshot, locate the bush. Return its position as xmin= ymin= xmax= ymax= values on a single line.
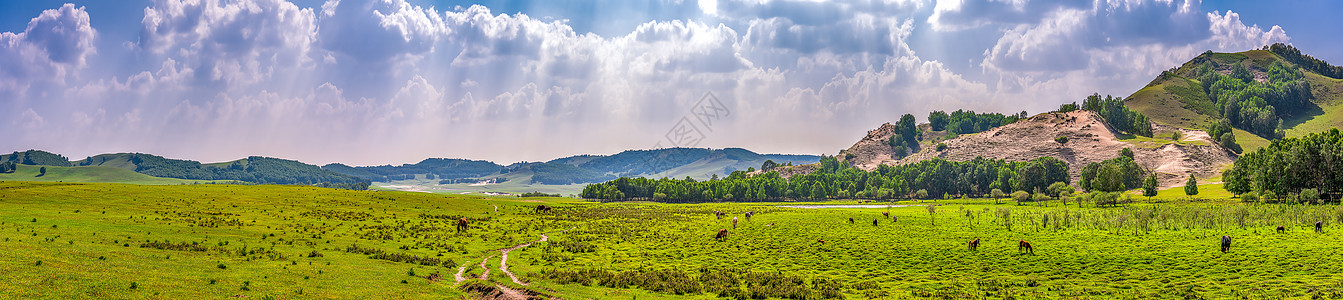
xmin=1241 ymin=191 xmax=1260 ymax=203
xmin=936 ymin=143 xmax=948 ymax=151
xmin=1011 ymin=191 xmax=1030 ymax=204
xmin=1300 ymin=188 xmax=1320 ymax=204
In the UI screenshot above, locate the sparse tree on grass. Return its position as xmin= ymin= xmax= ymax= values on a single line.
xmin=1011 ymin=191 xmax=1029 ymax=205
xmin=1184 ymin=174 xmax=1198 ymax=198
xmin=1143 ymin=173 xmax=1159 ymax=201
xmin=38 ymin=166 xmax=45 ymax=177
xmin=990 ymin=189 xmax=1005 ymax=205
xmin=926 ymin=204 xmax=937 ymax=226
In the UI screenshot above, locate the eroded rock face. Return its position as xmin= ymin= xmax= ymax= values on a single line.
xmin=773 ymin=110 xmax=1235 ymax=188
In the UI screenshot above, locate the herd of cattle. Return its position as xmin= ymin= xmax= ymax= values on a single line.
xmin=709 ymin=211 xmax=1330 ymax=254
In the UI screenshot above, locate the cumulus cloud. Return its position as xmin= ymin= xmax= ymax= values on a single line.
xmin=0 ymin=0 xmax=1307 ymax=165
xmin=982 ymin=0 xmax=1211 ymax=72
xmin=318 ymin=0 xmax=445 ymax=63
xmin=139 ymin=0 xmax=317 ymax=87
xmin=0 ymin=4 xmax=96 ymax=94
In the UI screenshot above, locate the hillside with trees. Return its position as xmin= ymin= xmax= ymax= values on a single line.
xmin=1126 ymin=43 xmax=1343 ymax=153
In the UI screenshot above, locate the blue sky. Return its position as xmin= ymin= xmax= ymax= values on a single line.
xmin=0 ymin=0 xmax=1336 ymax=166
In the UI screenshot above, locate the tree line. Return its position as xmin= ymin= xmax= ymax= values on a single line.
xmin=581 ymin=155 xmax=1071 ymax=203
xmin=1060 ymin=93 xmax=1154 ymax=137
xmin=1223 ymin=128 xmax=1343 ymax=201
xmin=928 ymin=109 xmax=1026 ymax=135
xmin=1266 ymin=43 xmax=1343 ymax=79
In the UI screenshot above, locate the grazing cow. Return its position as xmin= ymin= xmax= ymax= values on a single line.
xmin=1277 ymin=225 xmax=1285 ymax=234
xmin=456 ymin=218 xmax=469 ymax=233
xmin=767 ymin=222 xmax=775 ymax=227
xmin=968 ymin=239 xmax=980 ymax=251
xmin=535 ymin=205 xmax=552 ymax=213
xmin=732 ymin=217 xmax=739 ymax=229
xmin=1220 ymin=235 xmax=1232 ymax=253
xmin=848 ymin=217 xmax=854 ymax=224
xmin=1316 ymin=221 xmax=1324 ymax=233
xmin=883 ymin=211 xmax=890 ymax=218
xmin=716 ymin=211 xmax=724 ymax=220
xmin=892 ymin=216 xmax=898 ymax=222
xmin=816 ymin=238 xmax=825 ymax=243
xmin=715 ymin=229 xmax=729 ymax=240
xmin=745 ymin=211 xmax=755 ymax=221
xmin=1018 ymin=240 xmax=1034 ymax=255
xmin=872 ymin=219 xmax=879 ymax=226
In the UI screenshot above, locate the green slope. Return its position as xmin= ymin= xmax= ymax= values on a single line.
xmin=0 ymin=165 xmax=207 ymax=185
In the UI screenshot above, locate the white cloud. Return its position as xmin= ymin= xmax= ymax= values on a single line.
xmin=139 ymin=0 xmax=317 ymax=87
xmin=1208 ymin=10 xmax=1289 ymax=51
xmin=318 ymin=0 xmax=445 ymax=63
xmin=0 ymin=0 xmax=1308 ymax=165
xmin=0 ymin=4 xmax=96 ymax=95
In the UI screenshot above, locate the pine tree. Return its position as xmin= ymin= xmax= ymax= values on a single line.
xmin=1184 ymin=174 xmax=1198 ymax=197
xmin=1143 ymin=173 xmax=1159 ymax=200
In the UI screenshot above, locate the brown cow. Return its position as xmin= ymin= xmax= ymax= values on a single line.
xmin=716 ymin=211 xmax=724 ymax=220
xmin=1277 ymin=225 xmax=1285 ymax=233
xmin=1018 ymin=240 xmax=1034 ymax=255
xmin=816 ymin=238 xmax=825 ymax=244
xmin=882 ymin=211 xmax=890 ymax=218
xmin=715 ymin=229 xmax=729 ymax=240
xmin=745 ymin=211 xmax=755 ymax=221
xmin=1220 ymin=235 xmax=1232 ymax=253
xmin=1316 ymin=221 xmax=1324 ymax=233
xmin=968 ymin=239 xmax=980 ymax=251
xmin=456 ymin=217 xmax=469 ymax=233
xmin=535 ymin=205 xmax=552 ymax=213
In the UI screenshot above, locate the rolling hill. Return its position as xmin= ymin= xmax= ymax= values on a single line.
xmin=1125 ymin=43 xmax=1343 ymax=153
xmin=0 ymin=164 xmax=207 ymax=185
xmin=4 ymin=151 xmax=368 ymax=188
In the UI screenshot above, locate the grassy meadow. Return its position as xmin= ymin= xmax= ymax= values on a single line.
xmin=4 ymin=180 xmax=1343 ymax=299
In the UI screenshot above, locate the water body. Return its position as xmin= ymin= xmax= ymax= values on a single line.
xmin=777 ymin=204 xmax=924 ymax=209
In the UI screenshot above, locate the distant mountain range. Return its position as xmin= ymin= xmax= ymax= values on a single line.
xmin=322 ymin=148 xmax=821 ymax=185
xmin=1 ymin=148 xmax=821 ymax=188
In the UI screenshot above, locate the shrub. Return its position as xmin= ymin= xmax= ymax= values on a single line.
xmin=936 ymin=143 xmax=948 ymax=151
xmin=1241 ymin=191 xmax=1260 ymax=203
xmin=1300 ymin=188 xmax=1320 ymax=204
xmin=1011 ymin=191 xmax=1030 ymax=204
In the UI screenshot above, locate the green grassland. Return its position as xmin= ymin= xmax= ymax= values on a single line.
xmin=1125 ymin=75 xmax=1216 ymax=130
xmin=0 ymin=165 xmax=208 ymax=185
xmin=1283 ymin=72 xmax=1343 ymax=138
xmin=5 ymin=181 xmax=1343 ymax=299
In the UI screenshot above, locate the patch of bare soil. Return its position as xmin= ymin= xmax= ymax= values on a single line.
xmin=894 ymin=111 xmax=1235 ymax=188
xmin=771 ymin=111 xmax=1235 ymax=188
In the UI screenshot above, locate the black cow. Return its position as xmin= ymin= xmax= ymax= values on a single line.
xmin=1220 ymin=235 xmax=1232 ymax=253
